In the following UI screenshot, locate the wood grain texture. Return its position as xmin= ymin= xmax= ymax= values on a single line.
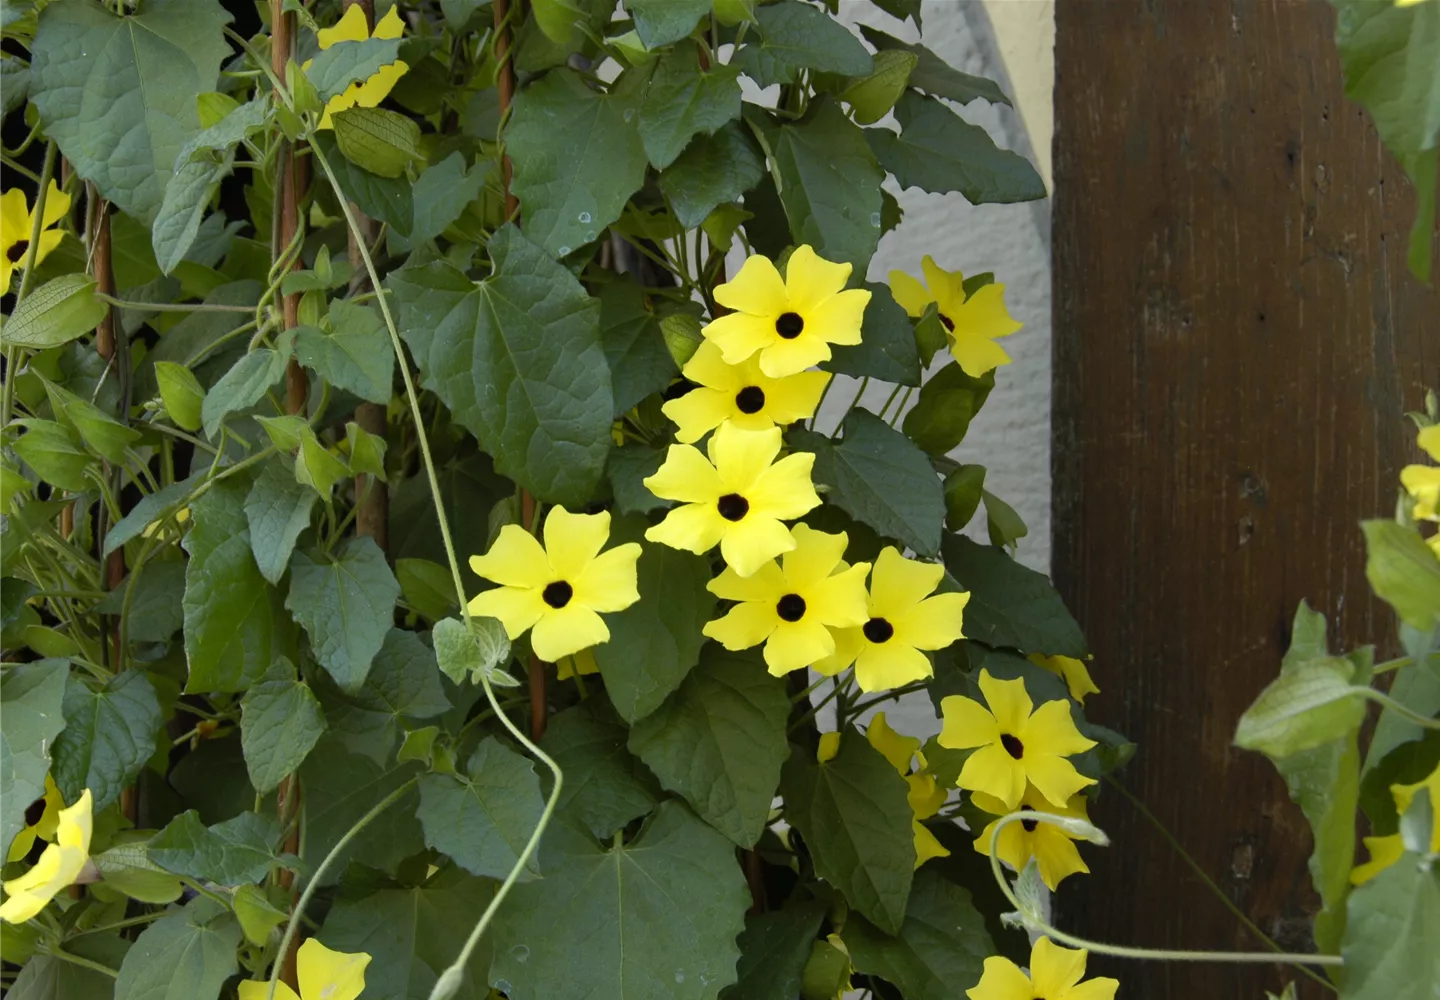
xmin=1052 ymin=1 xmax=1438 ymax=997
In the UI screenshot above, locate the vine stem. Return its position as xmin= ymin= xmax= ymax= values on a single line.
xmin=264 ymin=778 xmax=419 ymax=1000
xmin=985 ymin=812 xmax=1344 ymax=968
xmin=2 ymin=141 xmax=58 ymax=429
xmin=310 ymin=139 xmax=564 ymax=1000
xmin=1355 ymin=686 xmax=1440 ymax=728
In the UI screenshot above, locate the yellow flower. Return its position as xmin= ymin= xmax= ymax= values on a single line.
xmin=813 ymin=546 xmax=969 ymax=693
xmin=0 ymin=788 xmax=92 ymax=924
xmin=967 ymin=936 xmax=1118 ymax=1000
xmin=1350 ymin=760 xmax=1440 ymax=885
xmin=704 ymin=524 xmax=870 ymax=675
xmin=1029 ymin=653 xmax=1100 ymax=705
xmin=705 ymin=246 xmax=871 ymax=378
xmin=237 ymin=939 xmax=371 ymax=1000
xmin=865 ymin=713 xmax=951 ymax=868
xmin=6 ymin=775 xmax=65 ymax=863
xmin=1 ymin=181 xmax=71 ymax=291
xmin=889 ymin=256 xmax=1021 ymax=377
xmin=306 ymin=5 xmax=409 ymax=130
xmin=662 ymin=340 xmax=831 ymax=444
xmin=939 ymin=670 xmax=1096 ymax=811
xmin=557 ymin=646 xmax=599 ymax=680
xmin=1400 ymin=425 xmax=1440 ymax=521
xmin=644 ymin=422 xmax=820 ymax=577
xmin=971 ymin=786 xmax=1091 ymax=890
xmin=468 ymin=508 xmax=642 ymax=663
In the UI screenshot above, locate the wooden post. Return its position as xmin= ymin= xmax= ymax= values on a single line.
xmin=1052 ymin=2 xmax=1438 ymax=997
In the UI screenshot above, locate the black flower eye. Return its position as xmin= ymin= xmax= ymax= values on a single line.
xmin=775 ymin=312 xmax=804 ymax=339
xmin=716 ymin=494 xmax=749 ymax=521
xmin=734 ymin=386 xmax=766 ymax=414
xmin=775 ymin=594 xmax=807 ymax=622
xmin=542 ymin=581 xmax=574 ymax=608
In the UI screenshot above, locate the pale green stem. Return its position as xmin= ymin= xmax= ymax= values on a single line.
xmin=92 ymin=293 xmax=253 ymax=314
xmin=3 ymin=142 xmax=59 ymax=428
xmin=986 ymin=812 xmax=1344 ymax=967
xmin=831 ymin=376 xmax=869 ymax=436
xmin=310 ymin=138 xmax=564 ymax=1000
xmin=39 ymin=944 xmax=118 ymax=978
xmin=1355 ymin=686 xmax=1440 ymax=729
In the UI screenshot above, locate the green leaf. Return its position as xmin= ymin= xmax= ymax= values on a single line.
xmin=417 ymin=737 xmax=546 ymax=880
xmin=592 ymin=521 xmax=716 ymax=723
xmin=1331 ymin=0 xmax=1440 ymax=280
xmin=629 ymin=647 xmax=790 ymax=847
xmin=531 ymin=0 xmax=594 ymax=42
xmin=51 ymin=669 xmax=161 ymax=813
xmin=183 ymin=476 xmax=289 ymax=693
xmin=300 ymin=736 xmax=423 ymax=884
xmin=1363 ymin=520 xmax=1440 ymax=631
xmin=332 ymin=106 xmax=420 ymax=179
xmin=240 ymin=674 xmax=326 ymax=794
xmin=857 ymin=25 xmax=1011 ymax=106
xmin=1234 ymin=655 xmax=1368 ymax=758
xmin=609 ymin=443 xmax=669 ymax=516
xmin=319 ymin=868 xmax=495 ymax=1000
xmin=733 ymin=0 xmax=873 ymax=86
xmin=294 ymin=424 xmax=353 ymax=498
xmin=983 ymin=490 xmax=1027 ymax=549
xmin=286 ymin=537 xmax=400 ymax=693
xmin=295 ymin=298 xmax=394 ymax=404
xmin=113 ymin=897 xmax=241 ymax=1000
xmin=944 ymin=464 xmax=986 ymax=530
xmin=304 ymin=34 xmax=402 ymax=101
xmin=243 ymin=456 xmax=317 ymax=585
xmin=105 ymin=472 xmax=205 ymax=557
xmin=312 ymin=132 xmax=413 ymax=236
xmin=152 ymin=153 xmax=232 ymax=275
xmin=845 ymin=869 xmax=995 ymax=1000
xmin=12 ymin=418 xmax=94 ymax=492
xmin=344 ymin=422 xmax=386 ymax=480
xmin=149 ymin=810 xmax=282 ymax=885
xmin=492 ymin=801 xmax=749 ymax=1000
xmin=639 ymin=42 xmax=742 ymax=169
xmin=0 ymin=274 xmax=108 ymax=349
xmin=9 ymin=937 xmax=127 ymax=1000
xmin=722 ymin=903 xmax=826 ymax=1000
xmin=174 ymin=96 xmax=271 ymax=167
xmin=903 ymin=362 xmax=994 ymax=455
xmin=232 ymin=883 xmax=288 ymax=946
xmin=0 ymin=659 xmax=68 ymax=861
xmin=91 ymin=839 xmax=184 ymax=904
xmin=321 ymin=627 xmax=452 ymax=764
xmin=764 ymin=99 xmax=884 ymax=273
xmin=627 ymin=0 xmax=712 ymax=48
xmin=42 ymin=377 xmax=140 ymax=464
xmin=411 ymin=151 xmax=488 ymax=245
xmin=155 ymin=361 xmax=205 ymax=432
xmin=868 ymin=92 xmax=1045 ymax=205
xmin=390 ymin=227 xmax=612 ymax=506
xmin=658 ymin=122 xmax=764 ymax=229
xmin=827 ymin=282 xmax=922 ymax=386
xmin=940 ymin=534 xmax=1088 ymax=658
xmin=780 ymin=726 xmax=915 ymax=935
xmin=30 ymin=0 xmax=233 ymax=224
xmin=793 ymin=409 xmax=944 ymax=557
xmin=505 ymin=69 xmax=648 ymax=257
xmin=396 ymin=558 xmax=459 ymax=622
xmin=539 ymin=698 xmax=662 ymax=839
xmin=841 ymin=49 xmax=917 ymax=125
xmin=200 ymin=348 xmax=286 ymax=438
xmin=912 ymin=302 xmax=947 ymax=368
xmin=1341 ymin=855 xmax=1440 ymax=1000
xmin=433 ymin=615 xmax=511 ymax=687
xmin=94 ymin=560 xmax=187 ymax=643
xmin=599 ymin=277 xmax=677 ymax=414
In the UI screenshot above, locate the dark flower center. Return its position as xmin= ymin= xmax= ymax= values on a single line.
xmin=939 ymin=313 xmax=955 ymax=332
xmin=1000 ymin=733 xmax=1025 ymax=759
xmin=734 ymin=385 xmax=766 ymax=414
xmin=862 ymin=617 xmax=894 ymax=643
xmin=1020 ymin=805 xmax=1038 ymax=833
xmin=716 ymin=493 xmax=749 ymax=522
xmin=775 ymin=311 xmax=805 ymax=339
xmin=24 ymin=796 xmax=46 ymax=827
xmin=542 ymin=581 xmax=574 ymax=609
xmin=6 ymin=239 xmax=30 ymax=264
xmin=775 ymin=593 xmax=807 ymax=622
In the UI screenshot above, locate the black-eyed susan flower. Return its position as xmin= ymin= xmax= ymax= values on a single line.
xmin=1400 ymin=425 xmax=1440 ymax=522
xmin=813 ymin=546 xmax=969 ymax=693
xmin=237 ymin=939 xmax=371 ymax=1000
xmin=6 ymin=774 xmax=64 ymax=863
xmin=889 ymin=256 xmax=1021 ymax=377
xmin=971 ymin=786 xmax=1091 ymax=890
xmin=468 ymin=508 xmax=641 ymax=663
xmin=0 ymin=788 xmax=91 ymax=924
xmin=705 ymin=246 xmax=871 ymax=378
xmin=703 ymin=523 xmax=869 ymax=675
xmin=644 ymin=423 xmax=820 ymax=577
xmin=865 ymin=713 xmax=952 ymax=867
xmin=939 ymin=670 xmax=1096 ymax=811
xmin=967 ymin=936 xmax=1118 ymax=1000
xmin=662 ymin=340 xmax=831 ymax=444
xmin=1 ymin=181 xmax=70 ymax=291
xmin=306 ymin=5 xmax=409 ymax=130
xmin=1029 ymin=653 xmax=1100 ymax=705
xmin=1351 ymin=760 xmax=1440 ymax=885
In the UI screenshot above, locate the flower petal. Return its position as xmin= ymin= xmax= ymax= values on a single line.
xmin=719 ymin=514 xmax=796 ymax=578
xmin=957 ymin=743 xmax=1027 ymax=810
xmin=1064 ymin=980 xmax=1121 ymax=1000
xmin=704 ymin=312 xmax=778 ymax=366
xmin=238 ymin=983 xmax=301 ymax=1000
xmin=781 ymin=523 xmax=848 ymax=589
xmin=763 ymin=369 xmax=830 ymax=424
xmin=1023 ymin=753 xmax=1097 ymax=807
xmin=1032 ymin=825 xmax=1089 ymax=889
xmin=470 ymin=525 xmax=550 ymax=588
xmin=956 ymin=283 xmax=1022 ymax=342
xmin=802 ymin=287 xmax=870 ymax=347
xmin=865 ymin=712 xmax=919 ymax=773
xmin=543 ymin=507 xmax=611 ymax=580
xmin=710 ymin=423 xmax=783 ymax=492
xmin=1418 ymin=425 xmax=1440 ymax=463
xmin=757 ymin=334 xmax=832 ymax=379
xmin=747 ymin=452 xmax=820 ymax=521
xmin=912 ymin=819 xmax=950 ymax=868
xmin=38 ymin=181 xmax=70 ymax=231
xmin=887 ymin=269 xmax=933 ymax=318
xmin=867 ymin=547 xmax=945 ymax=619
xmin=531 ymin=605 xmax=610 ymax=662
xmin=31 ymin=230 xmax=67 ymax=274
xmin=763 ymin=619 xmax=834 ymax=675
xmin=854 ymin=641 xmax=932 ymax=692
xmin=1021 ymin=699 xmax=1098 ymax=757
xmin=1029 ymin=937 xmax=1090 ymax=998
xmin=894 ymin=591 xmax=969 ymax=651
xmin=783 ymin=244 xmax=852 ymax=311
xmin=805 ymin=562 xmax=872 ymax=628
xmin=714 ymin=252 xmax=789 ymax=316
xmin=812 ymin=625 xmax=862 ymax=676
xmin=645 ymin=503 xmax=727 ymax=556
xmin=662 ymin=386 xmax=736 ymax=444
xmin=54 ymin=789 xmax=91 ymax=854
xmin=950 ymin=331 xmax=1013 ymax=378
xmin=921 ymin=255 xmax=968 ymax=320
xmin=708 ymin=560 xmax=786 ymax=602
xmin=468 ymin=586 xmax=546 ymax=640
xmin=1351 ymin=833 xmax=1406 ymax=885
xmin=644 ymin=443 xmax=723 ymax=503
xmin=1030 ymin=653 xmax=1100 ymax=704
xmin=317 ymin=3 xmax=371 ymax=48
xmin=0 ymin=187 xmax=30 ymax=246
xmin=938 ymin=694 xmax=999 ymax=749
xmin=572 ymin=543 xmax=641 ymax=613
xmin=978 ymin=671 xmax=1032 ymax=736
xmin=297 ymin=938 xmax=371 ymax=1000
xmin=703 ymin=600 xmax=779 ymax=650
xmin=373 ymin=4 xmax=406 ymax=38
xmin=681 ymin=338 xmax=745 ymax=390
xmin=964 ymin=956 xmax=1033 ymax=1000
